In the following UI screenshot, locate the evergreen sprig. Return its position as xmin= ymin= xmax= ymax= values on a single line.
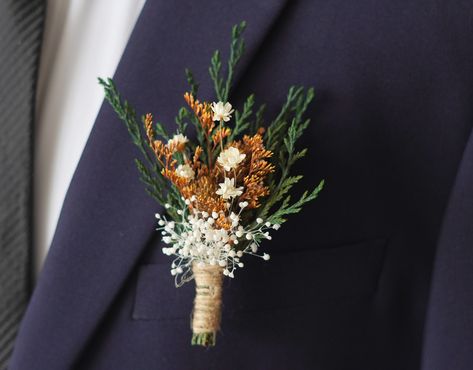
xmin=209 ymin=21 xmax=246 ymax=102
xmin=258 ymin=86 xmax=323 ymax=224
xmin=229 ymin=94 xmax=254 ymax=141
xmin=185 ymin=68 xmax=199 ymax=97
xmin=266 ymin=180 xmax=324 ymax=225
xmin=98 ymin=77 xmax=176 ymax=210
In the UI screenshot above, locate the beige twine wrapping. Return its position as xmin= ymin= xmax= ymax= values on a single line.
xmin=191 ymin=263 xmax=224 ymax=336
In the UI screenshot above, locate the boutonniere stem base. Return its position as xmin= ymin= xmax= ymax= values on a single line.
xmin=191 ymin=263 xmax=224 ymax=346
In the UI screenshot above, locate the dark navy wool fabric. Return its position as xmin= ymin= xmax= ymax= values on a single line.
xmin=8 ymin=0 xmax=473 ymax=369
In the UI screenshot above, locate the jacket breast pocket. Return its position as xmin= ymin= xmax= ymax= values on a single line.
xmin=132 ymin=238 xmax=387 ymax=321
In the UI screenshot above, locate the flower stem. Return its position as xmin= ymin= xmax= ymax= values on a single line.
xmin=191 ymin=332 xmax=217 ymax=347
xmin=191 ymin=263 xmax=224 ymax=347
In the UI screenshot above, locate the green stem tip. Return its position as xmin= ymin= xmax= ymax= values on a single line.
xmin=191 ymin=332 xmax=217 ymax=347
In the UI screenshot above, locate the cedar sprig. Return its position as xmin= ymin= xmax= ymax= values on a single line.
xmin=258 ymin=86 xmax=323 ymax=224
xmin=98 ymin=78 xmax=183 ymax=216
xmin=229 ymin=94 xmax=255 ymax=142
xmin=209 ymin=21 xmax=246 ymax=102
xmin=185 ymin=68 xmax=199 ymax=97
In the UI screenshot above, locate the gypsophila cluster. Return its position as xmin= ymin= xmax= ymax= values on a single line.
xmin=156 ymin=198 xmax=280 ymax=286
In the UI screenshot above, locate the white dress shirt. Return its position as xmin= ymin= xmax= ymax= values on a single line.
xmin=34 ymin=0 xmax=146 ymax=277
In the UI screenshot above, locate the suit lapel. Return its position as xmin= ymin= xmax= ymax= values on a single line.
xmin=10 ymin=0 xmax=288 ymax=368
xmin=421 ymin=125 xmax=473 ymax=370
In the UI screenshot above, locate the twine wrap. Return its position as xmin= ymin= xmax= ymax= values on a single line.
xmin=191 ymin=263 xmax=224 ymax=346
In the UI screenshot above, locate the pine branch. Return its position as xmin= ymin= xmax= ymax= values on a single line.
xmin=209 ymin=21 xmax=246 ymax=102
xmin=135 ymin=158 xmax=166 ymax=204
xmin=267 ymin=180 xmax=325 ymax=224
xmin=154 ymin=120 xmax=170 ymax=140
xmin=250 ymin=103 xmax=266 ymax=135
xmin=223 ymin=21 xmax=246 ymax=102
xmin=260 ymin=175 xmax=302 ymax=215
xmin=99 ymin=77 xmax=147 ymax=157
xmin=265 ymin=86 xmax=308 ymax=152
xmin=229 ymin=93 xmax=254 ymax=141
xmin=185 ymin=68 xmax=199 ymax=97
xmin=175 ymin=107 xmax=189 ymax=135
xmin=99 ymin=77 xmax=171 ymax=210
xmin=209 ymin=50 xmax=224 ymax=101
xmin=258 ymin=86 xmax=320 ymax=223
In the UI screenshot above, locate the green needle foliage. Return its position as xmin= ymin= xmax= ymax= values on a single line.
xmin=229 ymin=94 xmax=254 ymax=141
xmin=209 ymin=21 xmax=246 ymax=102
xmin=258 ymin=86 xmax=324 ymax=225
xmin=98 ymin=77 xmax=183 ymax=219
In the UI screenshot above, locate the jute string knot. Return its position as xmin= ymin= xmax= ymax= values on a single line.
xmin=191 ymin=263 xmax=224 ymax=336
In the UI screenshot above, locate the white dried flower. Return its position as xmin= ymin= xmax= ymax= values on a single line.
xmin=217 ymin=147 xmax=246 ymax=171
xmin=216 ymin=177 xmax=243 ymax=200
xmin=168 ymin=133 xmax=188 ymax=147
xmin=156 ymin=204 xmax=278 ymax=286
xmin=211 ymin=101 xmax=234 ymax=122
xmin=175 ymin=164 xmax=195 ymax=180
xmin=239 ymin=201 xmax=248 ymax=209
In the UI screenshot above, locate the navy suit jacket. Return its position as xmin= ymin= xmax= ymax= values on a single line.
xmin=8 ymin=0 xmax=473 ymax=369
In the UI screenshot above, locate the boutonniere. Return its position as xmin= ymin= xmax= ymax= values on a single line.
xmin=100 ymin=21 xmax=324 ymax=347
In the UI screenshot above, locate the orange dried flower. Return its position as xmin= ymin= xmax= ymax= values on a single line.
xmin=184 ymin=92 xmax=215 ymax=136
xmin=233 ymin=134 xmax=275 ymax=208
xmin=212 ymin=127 xmax=231 ymax=147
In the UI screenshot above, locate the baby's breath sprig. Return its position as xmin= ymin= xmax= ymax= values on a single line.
xmin=156 ymin=199 xmax=277 ymax=287
xmin=100 ymin=21 xmax=324 ymax=348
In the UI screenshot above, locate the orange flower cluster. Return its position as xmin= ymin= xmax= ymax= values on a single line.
xmin=184 ymin=93 xmax=214 ymax=137
xmin=145 ymin=94 xmax=275 ymax=229
xmin=234 ymin=134 xmax=275 ymax=208
xmin=144 ymin=113 xmax=177 ymax=169
xmin=212 ymin=127 xmax=231 ymax=148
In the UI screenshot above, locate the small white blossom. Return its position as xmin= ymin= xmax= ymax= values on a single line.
xmin=167 ymin=134 xmax=188 ymax=149
xmin=211 ymin=101 xmax=234 ymax=122
xmin=156 ymin=203 xmax=278 ymax=286
xmin=217 ymin=147 xmax=246 ymax=171
xmin=175 ymin=164 xmax=195 ymax=180
xmin=239 ymin=201 xmax=248 ymax=209
xmin=216 ymin=177 xmax=243 ymax=200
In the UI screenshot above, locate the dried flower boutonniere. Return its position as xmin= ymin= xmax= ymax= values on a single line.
xmin=99 ymin=21 xmax=324 ymax=347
